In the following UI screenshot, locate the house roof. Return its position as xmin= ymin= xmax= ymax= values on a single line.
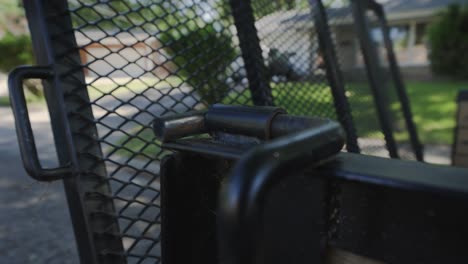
xmin=383 ymin=0 xmax=468 ymax=15
xmin=257 ymin=0 xmax=468 ymax=32
xmin=382 ymin=0 xmax=468 ymax=21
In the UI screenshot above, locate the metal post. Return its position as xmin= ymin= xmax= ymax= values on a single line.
xmin=371 ymin=2 xmax=424 ymax=161
xmin=310 ymin=0 xmax=361 ymax=153
xmin=23 ymin=0 xmax=125 ymax=263
xmin=229 ymin=0 xmax=274 ymax=106
xmin=350 ymin=0 xmax=399 ymax=158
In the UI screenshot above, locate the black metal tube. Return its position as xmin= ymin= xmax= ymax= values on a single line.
xmin=155 ymin=105 xmax=346 ymax=142
xmin=310 ymin=0 xmax=361 ymax=153
xmin=375 ymin=3 xmax=424 ymax=161
xmin=205 ymin=104 xmax=286 ymax=139
xmin=8 ymin=66 xmax=71 ymax=181
xmin=218 ymin=120 xmax=345 ymax=264
xmin=153 ymin=111 xmax=207 ymax=142
xmin=270 ymin=114 xmax=338 ymax=138
xmin=229 ymin=0 xmax=274 ymax=106
xmin=23 ymin=0 xmax=126 ymax=262
xmin=350 ymin=0 xmax=399 ymax=158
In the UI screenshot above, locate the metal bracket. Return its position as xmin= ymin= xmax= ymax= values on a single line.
xmin=8 ymin=65 xmax=72 ymax=181
xmin=156 ymin=104 xmax=345 ymax=264
xmin=157 ymin=104 xmax=468 ymax=264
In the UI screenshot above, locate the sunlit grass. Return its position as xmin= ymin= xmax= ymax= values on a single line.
xmin=114 ymin=80 xmax=467 ymax=159
xmin=0 ymin=96 xmax=9 ymax=106
xmin=86 ymin=76 xmax=183 ymax=101
xmin=0 ymin=89 xmax=47 ymax=107
xmin=404 ymin=81 xmax=468 ymax=144
xmin=224 ymin=81 xmax=468 ymax=145
xmin=115 ymin=126 xmax=169 ymax=159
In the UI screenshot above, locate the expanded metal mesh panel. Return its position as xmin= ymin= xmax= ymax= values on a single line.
xmin=37 ymin=0 xmax=417 ymax=262
xmin=65 ymin=1 xmax=346 ymax=262
xmin=320 ymin=1 xmax=418 ymax=159
xmin=323 ymin=2 xmax=390 ymax=157
xmin=364 ymin=10 xmax=416 ymax=160
xmin=66 ymin=1 xmax=247 ymax=263
xmin=252 ymin=1 xmax=337 ymax=118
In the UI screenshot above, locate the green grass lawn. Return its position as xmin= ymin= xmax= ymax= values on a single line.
xmin=86 ymin=76 xmax=183 ymax=101
xmin=404 ymin=81 xmax=468 ymax=144
xmin=0 ymin=91 xmax=45 ymax=107
xmin=0 ymin=96 xmax=10 ymax=106
xmin=4 ymin=77 xmax=464 ymax=159
xmin=224 ymin=81 xmax=468 ymax=145
xmin=113 ymin=80 xmax=468 ymax=159
xmin=0 ymin=76 xmax=183 ymax=107
xmin=115 ymin=126 xmax=169 ymax=159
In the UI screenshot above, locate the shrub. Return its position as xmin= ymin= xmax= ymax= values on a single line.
xmin=427 ymin=4 xmax=468 ymax=78
xmin=0 ymin=32 xmax=43 ymax=98
xmin=0 ymin=32 xmax=34 ymax=72
xmin=159 ymin=23 xmax=237 ymax=105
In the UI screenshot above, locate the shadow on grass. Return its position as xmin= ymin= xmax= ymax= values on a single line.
xmin=115 ymin=126 xmax=170 ymax=160
xmin=0 ymin=96 xmax=9 ymax=106
xmin=224 ymin=80 xmax=468 ymax=145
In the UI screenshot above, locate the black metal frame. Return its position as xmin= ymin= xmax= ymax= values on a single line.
xmin=452 ymin=91 xmax=468 ymax=165
xmin=372 ymin=1 xmax=424 ymax=161
xmin=158 ymin=106 xmax=468 ymax=264
xmin=20 ymin=1 xmax=125 ymax=263
xmin=350 ymin=0 xmax=424 ymax=160
xmin=311 ymin=0 xmax=360 ymax=153
xmin=8 ymin=65 xmax=71 ymax=181
xmin=159 ymin=104 xmax=345 ymax=264
xmin=11 ymin=0 xmax=427 ymax=263
xmin=229 ymin=0 xmax=274 ymax=106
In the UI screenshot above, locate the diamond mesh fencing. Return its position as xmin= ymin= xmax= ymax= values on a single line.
xmin=363 ymin=9 xmax=417 ymax=160
xmin=324 ymin=1 xmax=420 ymax=159
xmin=327 ymin=2 xmax=393 ymax=157
xmin=31 ymin=0 xmax=419 ymax=262
xmin=328 ymin=4 xmax=389 ymax=157
xmin=252 ymin=1 xmax=337 ymax=118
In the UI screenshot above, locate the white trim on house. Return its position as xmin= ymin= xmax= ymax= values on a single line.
xmin=388 ymin=19 xmax=432 ymax=67
xmin=386 ymin=9 xmax=435 ymax=22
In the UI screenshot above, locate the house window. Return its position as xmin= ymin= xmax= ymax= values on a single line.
xmin=389 ymin=25 xmax=410 ymax=49
xmin=415 ymin=22 xmax=428 ymax=45
xmin=371 ymin=24 xmax=410 ymax=50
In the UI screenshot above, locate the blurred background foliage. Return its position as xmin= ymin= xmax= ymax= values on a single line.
xmin=428 ymin=4 xmax=468 ymax=79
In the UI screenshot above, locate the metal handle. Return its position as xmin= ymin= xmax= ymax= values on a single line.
xmin=8 ymin=65 xmax=72 ymax=181
xmin=217 ymin=118 xmax=345 ymax=264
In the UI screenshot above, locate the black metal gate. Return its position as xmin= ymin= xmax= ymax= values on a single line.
xmin=10 ymin=0 xmax=422 ymax=263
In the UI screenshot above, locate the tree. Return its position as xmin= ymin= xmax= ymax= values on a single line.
xmin=159 ymin=23 xmax=237 ymax=105
xmin=0 ymin=0 xmax=25 ymax=35
xmin=0 ymin=1 xmax=42 ymax=97
xmin=68 ymin=0 xmax=184 ymax=30
xmin=427 ymin=4 xmax=468 ymax=78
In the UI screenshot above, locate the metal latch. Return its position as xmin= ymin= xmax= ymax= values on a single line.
xmin=155 ymin=104 xmax=345 ymax=264
xmin=154 ymin=104 xmax=468 ymax=264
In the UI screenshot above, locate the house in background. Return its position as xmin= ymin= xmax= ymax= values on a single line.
xmin=369 ymin=0 xmax=468 ymax=80
xmin=76 ymin=30 xmax=174 ymax=79
xmin=74 ymin=0 xmax=468 ymax=81
xmin=256 ymin=0 xmax=468 ymax=81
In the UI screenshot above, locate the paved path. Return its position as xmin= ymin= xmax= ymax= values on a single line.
xmin=0 ymin=72 xmax=7 ymax=97
xmin=0 ymin=106 xmax=78 ymax=264
xmin=0 ymin=85 xmax=197 ymax=263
